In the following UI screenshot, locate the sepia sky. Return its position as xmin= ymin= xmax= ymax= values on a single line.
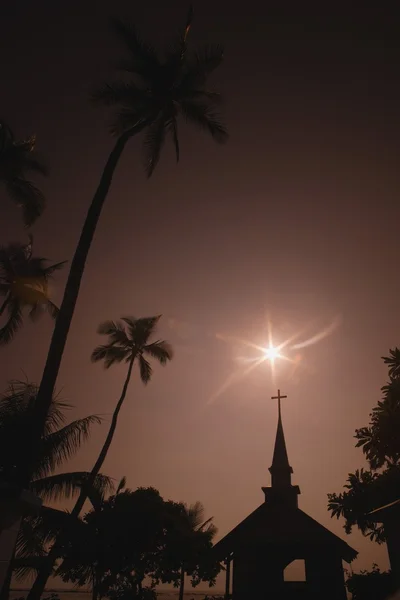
xmin=2 ymin=0 xmax=400 ymax=584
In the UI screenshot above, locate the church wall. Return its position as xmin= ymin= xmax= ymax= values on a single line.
xmin=230 ymin=547 xmax=347 ymax=600
xmin=305 ymin=553 xmax=347 ymax=600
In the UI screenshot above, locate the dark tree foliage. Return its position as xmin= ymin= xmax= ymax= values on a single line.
xmin=0 ymin=382 xmax=113 ymax=600
xmin=0 ymin=380 xmax=111 ymax=499
xmin=157 ymin=500 xmax=221 ymax=599
xmin=0 ymin=121 xmax=47 ymax=226
xmin=345 ymin=564 xmax=395 ymax=600
xmin=328 ymin=349 xmax=400 ymax=542
xmin=57 ymin=486 xmax=220 ymax=600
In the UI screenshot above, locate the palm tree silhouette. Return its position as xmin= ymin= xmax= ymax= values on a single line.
xmin=86 ymin=315 xmax=172 ymax=499
xmin=31 ymin=7 xmax=228 ymax=488
xmin=174 ymin=502 xmax=218 ymax=600
xmin=0 ymin=380 xmax=113 ymax=600
xmin=0 ymin=237 xmax=66 ymax=345
xmin=27 ymin=316 xmax=172 ymax=600
xmin=0 ymin=122 xmax=47 ymax=226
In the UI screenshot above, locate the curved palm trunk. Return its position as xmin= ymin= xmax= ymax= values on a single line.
xmin=24 ymin=120 xmax=150 ymax=488
xmin=26 ymin=355 xmax=136 ymax=600
xmin=178 ymin=564 xmax=185 ymax=600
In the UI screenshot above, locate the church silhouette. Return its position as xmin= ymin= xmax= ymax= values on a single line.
xmin=213 ymin=390 xmax=357 ymax=599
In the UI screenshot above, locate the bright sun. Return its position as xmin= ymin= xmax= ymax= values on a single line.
xmin=263 ymin=346 xmax=280 ymax=361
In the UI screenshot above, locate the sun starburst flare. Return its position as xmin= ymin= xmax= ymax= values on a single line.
xmin=206 ymin=315 xmax=341 ymax=406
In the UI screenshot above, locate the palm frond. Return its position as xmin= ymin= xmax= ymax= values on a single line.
xmin=14 ymin=506 xmax=74 ymax=580
xmin=29 ymin=303 xmax=45 ymax=322
xmin=143 ymin=114 xmax=167 ymax=178
xmin=110 ymin=18 xmax=160 ymax=79
xmin=35 ymin=415 xmax=101 ymax=478
xmin=0 ymin=382 xmax=70 ymax=443
xmin=201 ymin=520 xmax=217 ymax=537
xmin=15 ymin=506 xmax=69 ymax=561
xmin=179 ymin=100 xmax=228 ymax=143
xmin=91 ymin=81 xmax=147 ymax=108
xmin=15 ymin=517 xmax=47 ymax=560
xmin=0 ymin=298 xmax=23 ymax=345
xmin=5 ymin=178 xmax=45 ymax=226
xmin=184 ymin=45 xmax=224 ymax=86
xmin=13 ymin=556 xmax=48 ymax=581
xmin=42 ymin=260 xmax=67 ymax=277
xmin=187 ymin=501 xmax=205 ymax=529
xmin=111 ymin=107 xmax=149 ymax=136
xmin=46 ymin=300 xmax=59 ymax=319
xmin=184 ymin=89 xmax=223 ymax=104
xmin=21 ymin=153 xmax=48 ymax=177
xmin=122 ymin=315 xmax=161 ymax=346
xmin=117 ymin=476 xmax=127 ymax=494
xmin=168 ymin=116 xmax=180 ymax=162
xmin=382 ymin=348 xmax=400 ymax=380
xmin=144 ymin=340 xmax=173 ymax=364
xmin=30 ymin=471 xmax=114 ymax=503
xmin=138 ymin=355 xmax=152 ymax=384
xmin=97 ymin=320 xmax=129 ymax=346
xmin=30 ymin=472 xmax=85 ymax=502
xmin=86 ymin=472 xmax=116 ymax=509
xmin=91 ymin=344 xmax=130 ymax=368
xmin=0 ymin=292 xmax=10 ymax=316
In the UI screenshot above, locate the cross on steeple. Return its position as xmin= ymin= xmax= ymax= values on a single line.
xmin=271 ymin=389 xmax=287 ymax=420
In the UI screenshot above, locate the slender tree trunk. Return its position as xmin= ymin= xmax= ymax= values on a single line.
xmin=178 ymin=564 xmax=185 ymax=600
xmin=91 ymin=567 xmax=97 ymax=600
xmin=0 ymin=293 xmax=10 ymax=317
xmin=23 ymin=120 xmax=150 ymax=489
xmin=26 ymin=355 xmax=136 ymax=600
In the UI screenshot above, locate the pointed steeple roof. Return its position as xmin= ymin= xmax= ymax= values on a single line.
xmin=269 ymin=398 xmax=293 ymax=487
xmin=262 ymin=389 xmax=300 ymax=507
xmin=271 ymin=411 xmax=290 ymax=467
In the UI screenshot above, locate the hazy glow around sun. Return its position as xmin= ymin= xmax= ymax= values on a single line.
xmin=205 ymin=315 xmax=342 ymax=406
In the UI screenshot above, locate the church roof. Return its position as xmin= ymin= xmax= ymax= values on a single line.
xmin=213 ymin=502 xmax=357 ymax=563
xmin=212 ymin=389 xmax=357 ymax=564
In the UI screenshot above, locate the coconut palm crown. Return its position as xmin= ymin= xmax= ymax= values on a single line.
xmin=93 ymin=7 xmax=228 ymax=176
xmin=0 ymin=236 xmax=66 ymax=345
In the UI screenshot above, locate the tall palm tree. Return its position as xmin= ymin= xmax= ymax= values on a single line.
xmin=26 ymin=316 xmax=172 ymax=600
xmin=0 ymin=236 xmax=66 ymax=345
xmin=0 ymin=380 xmax=114 ymax=600
xmin=0 ymin=121 xmax=47 ymax=226
xmin=30 ymin=8 xmax=228 ymax=490
xmin=87 ymin=316 xmax=172 ymax=491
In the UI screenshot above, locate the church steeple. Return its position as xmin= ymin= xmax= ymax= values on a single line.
xmin=262 ymin=389 xmax=300 ymax=507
